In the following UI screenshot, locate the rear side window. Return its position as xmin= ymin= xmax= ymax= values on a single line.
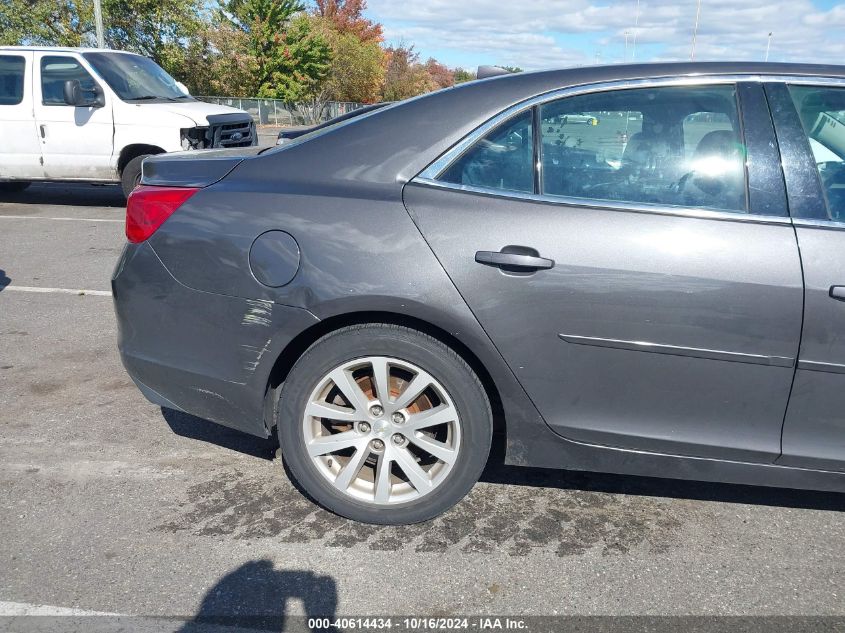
xmin=40 ymin=56 xmax=97 ymax=105
xmin=0 ymin=55 xmax=25 ymax=106
xmin=439 ymin=110 xmax=534 ymax=194
xmin=788 ymin=85 xmax=845 ymax=222
xmin=539 ymin=85 xmax=747 ymax=213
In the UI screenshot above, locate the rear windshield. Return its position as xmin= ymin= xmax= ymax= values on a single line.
xmin=263 ymin=103 xmax=394 ymax=155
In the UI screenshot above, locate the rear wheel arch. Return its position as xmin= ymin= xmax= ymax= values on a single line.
xmin=264 ymin=311 xmax=505 ymax=439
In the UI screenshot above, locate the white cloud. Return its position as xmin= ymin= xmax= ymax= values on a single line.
xmin=367 ymin=0 xmax=845 ymax=69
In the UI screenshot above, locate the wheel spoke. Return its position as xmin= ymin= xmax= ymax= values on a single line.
xmin=410 ymin=434 xmax=457 ymax=465
xmin=392 ymin=446 xmax=432 ymax=492
xmin=404 ymin=403 xmax=458 ymax=432
xmin=334 ymin=444 xmax=370 ymax=490
xmin=369 ymin=357 xmax=392 ymax=406
xmin=392 ymin=369 xmax=436 ymax=410
xmin=328 ymin=367 xmax=371 ymax=413
xmin=374 ymin=450 xmax=393 ymax=503
xmin=306 ymin=430 xmax=362 ymax=457
xmin=305 ymin=401 xmax=363 ymax=422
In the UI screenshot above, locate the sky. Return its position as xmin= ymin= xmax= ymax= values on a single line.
xmin=364 ymin=0 xmax=845 ymax=70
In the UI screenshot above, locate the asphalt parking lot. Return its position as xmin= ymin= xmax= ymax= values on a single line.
xmin=1 ymin=182 xmax=844 ymax=626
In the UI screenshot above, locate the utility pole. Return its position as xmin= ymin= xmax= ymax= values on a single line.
xmin=765 ymin=32 xmax=773 ymax=62
xmin=93 ymin=0 xmax=105 ymax=48
xmin=690 ymin=0 xmax=702 ymax=61
xmin=632 ymin=0 xmax=641 ymax=60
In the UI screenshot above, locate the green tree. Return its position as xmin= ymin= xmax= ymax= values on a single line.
xmin=0 ymin=0 xmax=204 ymax=75
xmin=219 ymin=0 xmax=331 ymax=100
xmin=453 ymin=68 xmax=476 ymax=84
xmin=173 ymin=19 xmax=256 ymax=95
xmin=262 ymin=12 xmax=331 ymax=101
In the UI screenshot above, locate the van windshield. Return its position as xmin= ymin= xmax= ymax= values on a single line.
xmin=82 ymin=52 xmax=190 ymax=102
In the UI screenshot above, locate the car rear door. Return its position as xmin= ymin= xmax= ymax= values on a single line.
xmin=0 ymin=51 xmax=42 ymax=180
xmin=33 ymin=52 xmax=114 ymax=180
xmin=768 ymin=81 xmax=845 ymax=472
xmin=404 ymin=79 xmax=803 ymax=463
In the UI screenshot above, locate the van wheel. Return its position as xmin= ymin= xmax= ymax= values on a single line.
xmin=0 ymin=182 xmax=30 ymax=193
xmin=121 ymin=155 xmax=149 ymax=197
xmin=278 ymin=324 xmax=493 ymax=524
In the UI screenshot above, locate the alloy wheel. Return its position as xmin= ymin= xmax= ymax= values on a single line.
xmin=302 ymin=356 xmax=462 ymax=505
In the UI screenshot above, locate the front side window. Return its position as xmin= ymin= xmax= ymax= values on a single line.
xmin=0 ymin=55 xmax=25 ymax=106
xmin=539 ymin=85 xmax=747 ymax=212
xmin=40 ymin=56 xmax=97 ymax=105
xmin=439 ymin=110 xmax=534 ymax=194
xmin=788 ymin=85 xmax=845 ymax=222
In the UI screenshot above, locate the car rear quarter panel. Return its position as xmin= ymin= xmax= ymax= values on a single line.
xmin=145 ymin=175 xmax=559 ymax=459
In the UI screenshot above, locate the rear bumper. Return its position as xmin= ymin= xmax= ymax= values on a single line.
xmin=112 ymin=241 xmax=319 ymax=437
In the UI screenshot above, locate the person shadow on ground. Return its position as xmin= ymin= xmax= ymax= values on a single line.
xmin=177 ymin=559 xmax=339 ymax=633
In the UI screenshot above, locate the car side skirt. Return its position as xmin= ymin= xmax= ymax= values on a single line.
xmin=505 ymin=430 xmax=845 ymax=493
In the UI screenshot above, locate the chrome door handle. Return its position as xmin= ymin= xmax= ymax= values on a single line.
xmin=830 ymin=286 xmax=845 ymax=301
xmin=475 ymin=250 xmax=554 ymax=270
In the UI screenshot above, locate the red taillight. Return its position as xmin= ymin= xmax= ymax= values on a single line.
xmin=125 ymin=185 xmax=199 ymax=243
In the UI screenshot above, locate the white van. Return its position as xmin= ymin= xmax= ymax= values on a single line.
xmin=0 ymin=46 xmax=256 ymax=196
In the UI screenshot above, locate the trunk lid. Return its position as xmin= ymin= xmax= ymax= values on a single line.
xmin=141 ymin=147 xmax=263 ymax=188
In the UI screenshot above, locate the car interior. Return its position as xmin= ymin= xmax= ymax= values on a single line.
xmin=442 ymin=86 xmax=748 ymax=213
xmin=0 ymin=55 xmax=24 ymax=105
xmin=40 ymin=58 xmax=97 ymax=105
xmin=790 ymin=85 xmax=845 ymax=221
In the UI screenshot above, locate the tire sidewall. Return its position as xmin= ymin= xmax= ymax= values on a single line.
xmin=121 ymin=155 xmax=149 ymax=198
xmin=279 ymin=326 xmax=492 ymax=524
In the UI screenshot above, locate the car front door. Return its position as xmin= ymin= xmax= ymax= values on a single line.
xmin=0 ymin=52 xmax=42 ymax=180
xmin=404 ymin=80 xmax=803 ymax=463
xmin=768 ymin=81 xmax=845 ymax=472
xmin=33 ymin=53 xmax=114 ymax=180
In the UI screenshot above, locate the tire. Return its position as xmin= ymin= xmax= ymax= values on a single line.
xmin=120 ymin=154 xmax=150 ymax=198
xmin=278 ymin=324 xmax=492 ymax=524
xmin=0 ymin=181 xmax=30 ymax=193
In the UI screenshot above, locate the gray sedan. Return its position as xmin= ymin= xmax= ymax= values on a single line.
xmin=113 ymin=62 xmax=845 ymax=524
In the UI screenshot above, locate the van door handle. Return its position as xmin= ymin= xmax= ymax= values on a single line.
xmin=830 ymin=286 xmax=845 ymax=301
xmin=475 ymin=250 xmax=555 ymax=270
xmin=39 ymin=124 xmax=47 ymax=138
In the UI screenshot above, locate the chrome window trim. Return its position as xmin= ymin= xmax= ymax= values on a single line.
xmin=792 ymin=218 xmax=845 ymax=230
xmin=413 ymin=73 xmax=845 ymax=225
xmin=413 ymin=176 xmax=793 ymax=226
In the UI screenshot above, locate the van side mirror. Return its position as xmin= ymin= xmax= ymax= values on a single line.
xmin=63 ymin=79 xmax=83 ymax=106
xmin=63 ymin=79 xmax=104 ymax=108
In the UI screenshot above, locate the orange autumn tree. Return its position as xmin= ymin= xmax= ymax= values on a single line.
xmin=314 ymin=0 xmax=383 ymax=43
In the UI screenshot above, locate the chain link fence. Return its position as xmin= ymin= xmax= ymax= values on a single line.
xmin=196 ymin=96 xmax=363 ymax=126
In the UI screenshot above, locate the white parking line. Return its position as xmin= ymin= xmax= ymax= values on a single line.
xmin=0 ymin=215 xmax=123 ymax=223
xmin=3 ymin=286 xmax=112 ymax=297
xmin=0 ymin=600 xmax=120 ymax=616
